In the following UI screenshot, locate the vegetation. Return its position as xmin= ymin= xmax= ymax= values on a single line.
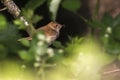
xmin=0 ymin=0 xmax=120 ymax=80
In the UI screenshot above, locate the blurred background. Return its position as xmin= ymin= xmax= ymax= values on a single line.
xmin=0 ymin=0 xmax=120 ymax=80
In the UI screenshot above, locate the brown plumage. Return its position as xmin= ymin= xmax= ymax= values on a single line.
xmin=37 ymin=22 xmax=62 ymax=41
xmin=19 ymin=22 xmax=63 ymax=43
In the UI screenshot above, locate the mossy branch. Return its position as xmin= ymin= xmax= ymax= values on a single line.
xmin=1 ymin=0 xmax=35 ymax=36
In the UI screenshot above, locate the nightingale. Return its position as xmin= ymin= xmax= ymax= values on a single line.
xmin=20 ymin=21 xmax=63 ymax=43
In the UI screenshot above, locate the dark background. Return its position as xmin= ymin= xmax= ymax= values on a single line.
xmin=0 ymin=0 xmax=90 ymax=44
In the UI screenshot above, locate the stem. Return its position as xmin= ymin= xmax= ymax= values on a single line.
xmin=0 ymin=7 xmax=7 ymax=11
xmin=1 ymin=0 xmax=36 ymax=36
xmin=103 ymin=69 xmax=120 ymax=75
xmin=1 ymin=0 xmax=21 ymax=18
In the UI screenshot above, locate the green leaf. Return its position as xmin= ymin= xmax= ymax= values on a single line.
xmin=111 ymin=15 xmax=120 ymax=40
xmin=101 ymin=14 xmax=113 ymax=27
xmin=31 ymin=15 xmax=43 ymax=23
xmin=48 ymin=0 xmax=62 ymax=20
xmin=19 ymin=50 xmax=34 ymax=61
xmin=65 ymin=37 xmax=84 ymax=56
xmin=0 ymin=14 xmax=7 ymax=30
xmin=0 ymin=24 xmax=22 ymax=53
xmin=106 ymin=40 xmax=120 ymax=55
xmin=0 ymin=44 xmax=8 ymax=59
xmin=113 ymin=14 xmax=120 ymax=27
xmin=80 ymin=16 xmax=104 ymax=28
xmin=22 ymin=9 xmax=34 ymax=20
xmin=112 ymin=26 xmax=120 ymax=40
xmin=52 ymin=41 xmax=64 ymax=48
xmin=19 ymin=39 xmax=30 ymax=47
xmin=25 ymin=0 xmax=46 ymax=10
xmin=118 ymin=54 xmax=120 ymax=60
xmin=21 ymin=9 xmax=42 ymax=25
xmin=14 ymin=19 xmax=26 ymax=29
xmin=89 ymin=19 xmax=104 ymax=28
xmin=62 ymin=0 xmax=81 ymax=12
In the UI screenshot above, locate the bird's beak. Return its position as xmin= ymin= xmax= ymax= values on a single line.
xmin=61 ymin=24 xmax=65 ymax=28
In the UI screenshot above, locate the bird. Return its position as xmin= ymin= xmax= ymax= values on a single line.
xmin=19 ymin=21 xmax=63 ymax=43
xmin=36 ymin=21 xmax=63 ymax=42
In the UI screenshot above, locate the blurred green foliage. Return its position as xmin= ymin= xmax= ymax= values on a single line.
xmin=0 ymin=14 xmax=22 ymax=58
xmin=0 ymin=14 xmax=7 ymax=30
xmin=25 ymin=0 xmax=46 ymax=11
xmin=0 ymin=0 xmax=120 ymax=80
xmin=88 ymin=14 xmax=120 ymax=55
xmin=62 ymin=0 xmax=81 ymax=12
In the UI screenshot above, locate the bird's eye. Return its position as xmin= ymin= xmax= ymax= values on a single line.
xmin=54 ymin=24 xmax=59 ymax=28
xmin=55 ymin=24 xmax=58 ymax=27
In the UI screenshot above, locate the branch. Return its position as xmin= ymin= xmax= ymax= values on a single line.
xmin=1 ymin=0 xmax=21 ymax=18
xmin=0 ymin=7 xmax=7 ymax=11
xmin=103 ymin=69 xmax=120 ymax=75
xmin=1 ymin=0 xmax=35 ymax=36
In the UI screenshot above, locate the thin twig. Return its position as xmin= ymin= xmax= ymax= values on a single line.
xmin=0 ymin=7 xmax=7 ymax=11
xmin=103 ymin=69 xmax=120 ymax=75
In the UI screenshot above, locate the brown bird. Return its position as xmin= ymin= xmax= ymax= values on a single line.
xmin=37 ymin=21 xmax=63 ymax=42
xmin=19 ymin=21 xmax=63 ymax=43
